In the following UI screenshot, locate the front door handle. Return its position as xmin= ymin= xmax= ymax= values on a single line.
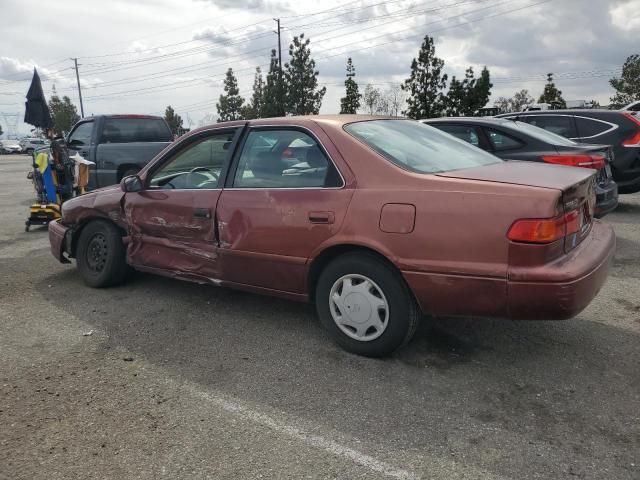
xmin=308 ymin=211 xmax=334 ymax=224
xmin=193 ymin=208 xmax=211 ymax=219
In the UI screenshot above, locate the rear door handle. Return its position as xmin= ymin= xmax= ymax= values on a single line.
xmin=193 ymin=208 xmax=211 ymax=219
xmin=309 ymin=211 xmax=334 ymax=224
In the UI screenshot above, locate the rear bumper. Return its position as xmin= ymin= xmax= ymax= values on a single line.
xmin=403 ymin=221 xmax=615 ymax=321
xmin=594 ymin=181 xmax=618 ymax=217
xmin=507 ymin=220 xmax=615 ymax=320
xmin=48 ymin=220 xmax=71 ymax=264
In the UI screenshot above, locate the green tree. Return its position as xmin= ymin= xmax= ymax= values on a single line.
xmin=164 ymin=105 xmax=183 ymax=136
xmin=216 ymin=68 xmax=245 ymax=122
xmin=493 ymin=89 xmax=534 ymax=113
xmin=340 ymin=58 xmax=361 ymax=114
xmin=538 ymin=73 xmax=566 ymax=107
xmin=242 ymin=67 xmax=265 ymax=120
xmin=468 ymin=66 xmax=492 ymax=114
xmin=402 ymin=35 xmax=448 ymax=119
xmin=610 ymin=54 xmax=640 ymax=107
xmin=283 ymin=34 xmax=326 ymax=115
xmin=444 ymin=75 xmax=465 ymax=116
xmin=262 ymin=49 xmax=285 ymax=118
xmin=48 ymin=95 xmax=80 ymax=135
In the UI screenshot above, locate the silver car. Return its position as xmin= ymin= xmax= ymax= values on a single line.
xmin=0 ymin=139 xmax=22 ymax=154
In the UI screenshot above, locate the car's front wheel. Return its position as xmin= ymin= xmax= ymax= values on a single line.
xmin=76 ymin=220 xmax=129 ymax=288
xmin=316 ymin=252 xmax=420 ymax=357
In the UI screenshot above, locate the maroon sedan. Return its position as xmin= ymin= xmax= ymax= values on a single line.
xmin=49 ymin=116 xmax=615 ymax=357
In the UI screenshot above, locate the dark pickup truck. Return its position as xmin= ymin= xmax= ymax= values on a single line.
xmin=65 ymin=115 xmax=173 ymax=189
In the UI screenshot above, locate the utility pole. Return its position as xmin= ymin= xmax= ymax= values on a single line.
xmin=71 ymin=58 xmax=85 ymax=118
xmin=273 ymin=18 xmax=284 ymax=116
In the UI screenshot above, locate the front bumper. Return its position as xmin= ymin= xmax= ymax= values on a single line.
xmin=48 ymin=220 xmax=71 ymax=264
xmin=507 ymin=220 xmax=615 ymax=320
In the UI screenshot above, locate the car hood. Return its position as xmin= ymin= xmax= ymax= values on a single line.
xmin=436 ymin=160 xmax=594 ymax=190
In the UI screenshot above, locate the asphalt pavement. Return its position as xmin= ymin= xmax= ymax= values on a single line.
xmin=0 ymin=154 xmax=638 ymax=479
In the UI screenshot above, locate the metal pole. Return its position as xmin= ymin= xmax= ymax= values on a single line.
xmin=72 ymin=58 xmax=85 ymax=118
xmin=274 ymin=18 xmax=283 ymax=116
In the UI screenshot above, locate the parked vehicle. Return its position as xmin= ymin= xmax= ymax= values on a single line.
xmin=621 ymin=100 xmax=640 ymax=112
xmin=424 ymin=117 xmax=618 ymax=217
xmin=497 ymin=109 xmax=640 ymax=194
xmin=1 ymin=139 xmax=23 ymax=154
xmin=19 ymin=137 xmax=49 ymax=155
xmin=49 ymin=116 xmax=615 ymax=357
xmin=65 ymin=114 xmax=173 ymax=189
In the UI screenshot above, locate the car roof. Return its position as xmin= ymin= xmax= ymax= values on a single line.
xmin=424 ymin=116 xmax=520 ymax=127
xmin=498 ymin=109 xmax=623 ymax=115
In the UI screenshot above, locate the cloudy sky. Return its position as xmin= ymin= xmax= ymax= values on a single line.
xmin=1 ymin=0 xmax=639 ymax=136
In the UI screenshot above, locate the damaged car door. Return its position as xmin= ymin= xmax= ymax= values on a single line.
xmin=124 ymin=128 xmax=240 ymax=282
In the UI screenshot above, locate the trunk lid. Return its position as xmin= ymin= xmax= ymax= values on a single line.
xmin=554 ymin=143 xmax=614 ymax=184
xmin=439 ymin=161 xmax=596 ymax=252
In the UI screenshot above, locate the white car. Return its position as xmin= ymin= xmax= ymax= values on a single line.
xmin=0 ymin=140 xmax=22 ymax=154
xmin=19 ymin=137 xmax=49 ymax=154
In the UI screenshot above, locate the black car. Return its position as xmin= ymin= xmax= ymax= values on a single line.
xmin=496 ymin=109 xmax=640 ymax=194
xmin=424 ymin=117 xmax=618 ymax=217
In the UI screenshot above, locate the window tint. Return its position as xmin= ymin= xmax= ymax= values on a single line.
xmin=575 ymin=117 xmax=611 ymax=138
xmin=435 ymin=125 xmax=481 ymax=147
xmin=484 ymin=128 xmax=523 ymax=151
xmin=520 ymin=115 xmax=576 ymax=138
xmin=505 ymin=121 xmax=577 ymax=146
xmin=345 ymin=120 xmax=501 ymax=174
xmin=233 ymin=130 xmax=339 ymax=188
xmin=68 ymin=122 xmax=94 ymax=146
xmin=101 ymin=118 xmax=172 ymax=143
xmin=149 ymin=131 xmax=235 ymax=190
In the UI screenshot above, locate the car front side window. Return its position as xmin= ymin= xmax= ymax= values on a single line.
xmin=149 ymin=131 xmax=235 ymax=190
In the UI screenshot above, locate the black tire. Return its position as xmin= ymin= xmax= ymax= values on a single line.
xmin=316 ymin=252 xmax=420 ymax=357
xmin=76 ymin=220 xmax=129 ymax=288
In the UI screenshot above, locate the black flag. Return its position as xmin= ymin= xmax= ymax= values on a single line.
xmin=24 ymin=68 xmax=53 ymax=129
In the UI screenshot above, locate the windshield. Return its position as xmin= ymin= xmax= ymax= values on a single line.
xmin=344 ymin=119 xmax=502 ymax=174
xmin=506 ymin=120 xmax=578 ymax=146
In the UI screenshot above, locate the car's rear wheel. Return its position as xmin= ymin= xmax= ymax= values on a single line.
xmin=316 ymin=252 xmax=420 ymax=357
xmin=76 ymin=220 xmax=129 ymax=288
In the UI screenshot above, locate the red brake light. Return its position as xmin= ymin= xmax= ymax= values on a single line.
xmin=623 ymin=113 xmax=640 ymax=146
xmin=541 ymin=154 xmax=605 ymax=170
xmin=508 ymin=208 xmax=582 ymax=244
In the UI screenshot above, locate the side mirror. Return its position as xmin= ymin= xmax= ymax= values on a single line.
xmin=121 ymin=175 xmax=143 ymax=193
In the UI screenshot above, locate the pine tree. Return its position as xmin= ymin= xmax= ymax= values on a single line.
xmin=610 ymin=54 xmax=640 ymax=107
xmin=466 ymin=66 xmax=492 ymax=114
xmin=340 ymin=58 xmax=361 ymax=114
xmin=538 ymin=73 xmax=566 ymax=108
xmin=216 ymin=68 xmax=245 ymax=122
xmin=262 ymin=49 xmax=285 ymax=118
xmin=164 ymin=106 xmax=183 ymax=136
xmin=444 ymin=76 xmax=465 ymax=116
xmin=48 ymin=95 xmax=80 ymax=135
xmin=284 ymin=34 xmax=326 ymax=116
xmin=242 ymin=67 xmax=265 ymax=119
xmin=402 ymin=35 xmax=448 ymax=119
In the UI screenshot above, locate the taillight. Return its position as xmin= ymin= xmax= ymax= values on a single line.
xmin=541 ymin=154 xmax=605 ymax=169
xmin=508 ymin=208 xmax=583 ymax=244
xmin=623 ymin=112 xmax=640 ymax=146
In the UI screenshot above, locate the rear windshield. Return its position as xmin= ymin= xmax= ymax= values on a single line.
xmin=344 ymin=119 xmax=501 ymax=174
xmin=506 ymin=120 xmax=577 ymax=146
xmin=101 ymin=118 xmax=172 ymax=143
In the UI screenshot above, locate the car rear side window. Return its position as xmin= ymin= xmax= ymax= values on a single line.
xmin=575 ymin=117 xmax=613 ymax=138
xmin=434 ymin=125 xmax=481 ymax=147
xmin=233 ymin=129 xmax=341 ymax=188
xmin=484 ymin=128 xmax=523 ymax=151
xmin=101 ymin=118 xmax=173 ymax=143
xmin=520 ymin=115 xmax=577 ymax=138
xmin=345 ymin=120 xmax=501 ymax=174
